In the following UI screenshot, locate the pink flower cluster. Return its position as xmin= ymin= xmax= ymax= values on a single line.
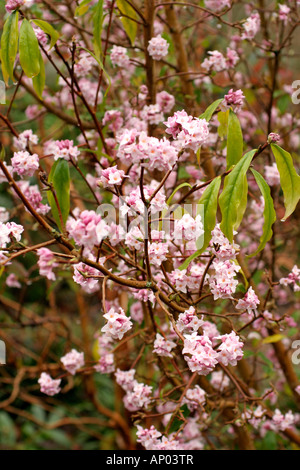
xmin=99 ymin=166 xmax=127 ymax=187
xmin=66 ymin=210 xmax=109 ymax=250
xmin=13 ymin=130 xmax=38 ymax=151
xmin=0 ymin=221 xmax=24 ymax=248
xmin=241 ymin=13 xmax=261 ymax=40
xmin=37 ymin=248 xmax=59 ymax=281
xmin=61 ymin=349 xmax=84 ymax=375
xmin=209 ymin=259 xmax=240 ymax=300
xmin=164 ymin=110 xmax=210 ymax=151
xmin=115 ymin=368 xmax=153 ymax=411
xmin=182 ymin=385 xmax=206 ymax=411
xmin=38 ymin=372 xmax=61 ymax=396
xmin=280 ymin=265 xmax=300 ymax=292
xmin=264 ymin=163 xmax=280 ymax=186
xmin=153 ymin=333 xmax=176 ymax=358
xmin=53 ymin=140 xmax=80 ymax=162
xmin=5 ymin=0 xmax=24 ymax=13
xmin=204 ymin=0 xmax=230 ymax=11
xmin=17 ymin=181 xmax=50 ymax=215
xmin=176 ymin=306 xmax=204 ymax=333
xmin=182 ymin=333 xmax=218 ymax=375
xmin=210 ymin=224 xmax=239 ymax=260
xmin=117 ymin=130 xmax=179 ymax=171
xmin=216 ymin=331 xmax=244 ymax=366
xmin=174 ymin=214 xmax=204 ymax=242
xmin=101 ymin=307 xmax=133 ymax=340
xmin=236 ymin=286 xmax=260 ymax=314
xmin=202 ymin=48 xmax=239 ymax=73
xmin=11 ymin=151 xmax=39 ymax=177
xmin=147 ymin=35 xmax=169 ymax=61
xmin=221 ymin=89 xmax=245 ymax=113
xmin=110 ymin=46 xmax=130 ymax=68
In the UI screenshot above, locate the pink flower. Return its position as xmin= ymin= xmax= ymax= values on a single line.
xmin=110 ymin=46 xmax=130 ymax=67
xmin=164 ymin=111 xmax=209 ymax=151
xmin=123 ymin=382 xmax=153 ymax=411
xmin=38 ymin=372 xmax=61 ymax=396
xmin=5 ymin=0 xmax=24 ymax=13
xmin=101 ymin=307 xmax=133 ymax=340
xmin=241 ymin=14 xmax=261 ymax=40
xmin=153 ymin=333 xmax=176 ymax=358
xmin=183 ymin=332 xmax=218 ymax=375
xmin=182 ymin=385 xmax=206 ymax=411
xmin=13 ymin=129 xmax=38 ymax=151
xmin=156 ymin=91 xmax=175 ymax=113
xmin=99 ymin=166 xmax=127 ymax=187
xmin=73 ymin=261 xmax=100 ymax=293
xmin=115 ymin=368 xmax=136 ymax=391
xmin=264 ymin=163 xmax=280 ymax=186
xmin=236 ymin=286 xmax=260 ymax=314
xmin=204 ymin=0 xmax=230 ymax=12
xmin=216 ymin=331 xmax=244 ymax=366
xmin=94 ymin=353 xmax=115 ymax=374
xmin=61 ymin=349 xmax=84 ymax=375
xmin=6 ymin=273 xmax=21 ymax=288
xmin=176 ymin=306 xmax=204 ymax=333
xmin=147 ymin=35 xmax=169 ymax=61
xmin=54 ymin=140 xmax=80 ymax=162
xmin=11 ymin=151 xmax=39 ymax=177
xmin=37 ymin=248 xmax=59 ymax=281
xmin=221 ymin=89 xmax=245 ymax=112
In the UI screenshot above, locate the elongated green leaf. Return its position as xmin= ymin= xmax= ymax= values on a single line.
xmin=32 ymin=50 xmax=45 ymax=99
xmin=226 ymin=109 xmax=243 ymax=169
xmin=75 ymin=0 xmax=93 ymax=17
xmin=271 ymin=144 xmax=300 ymax=221
xmin=1 ymin=11 xmax=19 ymax=83
xmin=19 ymin=20 xmax=40 ymax=78
xmin=47 ymin=160 xmax=70 ymax=231
xmin=31 ymin=20 xmax=60 ymax=50
xmin=234 ymin=175 xmax=248 ymax=230
xmin=219 ymin=149 xmax=256 ymax=243
xmin=116 ymin=0 xmax=138 ymax=46
xmin=179 ymin=177 xmax=221 ymax=270
xmin=199 ymin=98 xmax=223 ymax=122
xmin=249 ymin=169 xmax=276 ymax=256
xmin=93 ymin=0 xmax=104 ymax=59
xmin=217 ymin=110 xmax=229 ymax=139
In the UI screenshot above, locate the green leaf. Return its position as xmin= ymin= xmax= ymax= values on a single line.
xmin=75 ymin=0 xmax=93 ymax=17
xmin=234 ymin=175 xmax=248 ymax=230
xmin=249 ymin=169 xmax=276 ymax=256
xmin=19 ymin=19 xmax=40 ymax=78
xmin=217 ymin=110 xmax=229 ymax=139
xmin=219 ymin=149 xmax=256 ymax=243
xmin=271 ymin=144 xmax=300 ymax=221
xmin=32 ymin=50 xmax=45 ymax=99
xmin=31 ymin=20 xmax=60 ymax=50
xmin=47 ymin=160 xmax=70 ymax=232
xmin=93 ymin=0 xmax=104 ymax=59
xmin=116 ymin=0 xmax=138 ymax=46
xmin=0 ymin=11 xmax=19 ymax=83
xmin=199 ymin=98 xmax=223 ymax=122
xmin=179 ymin=177 xmax=221 ymax=270
xmin=226 ymin=109 xmax=243 ymax=169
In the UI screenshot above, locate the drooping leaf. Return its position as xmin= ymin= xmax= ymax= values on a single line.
xmin=93 ymin=0 xmax=104 ymax=59
xmin=31 ymin=19 xmax=60 ymax=50
xmin=262 ymin=334 xmax=286 ymax=344
xmin=32 ymin=50 xmax=45 ymax=99
xmin=47 ymin=160 xmax=70 ymax=232
xmin=249 ymin=169 xmax=276 ymax=256
xmin=179 ymin=176 xmax=221 ymax=270
xmin=219 ymin=149 xmax=256 ymax=243
xmin=271 ymin=144 xmax=300 ymax=221
xmin=199 ymin=98 xmax=223 ymax=122
xmin=116 ymin=0 xmax=138 ymax=46
xmin=226 ymin=108 xmax=243 ymax=169
xmin=19 ymin=20 xmax=40 ymax=78
xmin=167 ymin=182 xmax=192 ymax=206
xmin=0 ymin=11 xmax=19 ymax=83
